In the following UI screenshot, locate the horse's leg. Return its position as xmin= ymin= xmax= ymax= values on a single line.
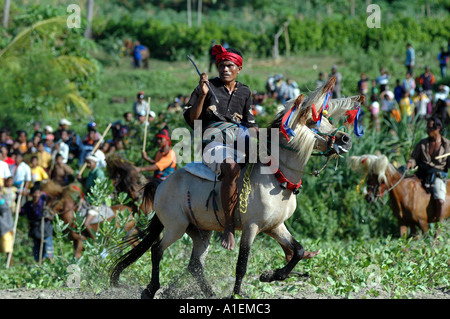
xmin=186 ymin=226 xmax=214 ymax=297
xmin=260 ymin=223 xmax=304 ymax=282
xmin=68 ymin=231 xmax=83 ymax=259
xmin=410 ymin=224 xmax=419 ymax=239
xmin=418 ymin=218 xmax=429 ymax=235
xmin=141 ymin=222 xmax=188 ymax=299
xmin=233 ymin=224 xmax=259 ymax=298
xmin=399 ymin=222 xmax=408 ymax=239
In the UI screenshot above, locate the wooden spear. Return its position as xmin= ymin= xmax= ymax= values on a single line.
xmin=78 ymin=122 xmax=112 ymax=176
xmin=142 ymin=97 xmax=151 ymax=152
xmin=6 ymin=182 xmax=24 ymax=268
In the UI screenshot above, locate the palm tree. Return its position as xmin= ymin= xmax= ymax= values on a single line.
xmin=0 ymin=16 xmax=98 ymax=118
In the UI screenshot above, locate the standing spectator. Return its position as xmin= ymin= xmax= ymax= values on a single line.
xmin=52 ymin=132 xmax=70 ymax=165
xmin=329 ymin=65 xmax=342 ymax=98
xmin=36 ymin=141 xmax=52 ymax=171
xmin=368 ymin=94 xmax=381 ymax=132
xmin=370 ymin=79 xmax=379 ymax=97
xmin=0 ymin=130 xmax=13 ymax=147
xmin=275 ymin=76 xmax=289 ymax=104
xmin=132 ymin=91 xmax=149 ymax=119
xmin=413 ymin=88 xmax=430 ymax=120
xmin=2 ymin=177 xmax=17 ymax=214
xmin=16 ymin=130 xmax=27 ymax=154
xmin=43 ymin=134 xmax=54 ymax=154
xmin=418 ymin=66 xmax=436 ymax=100
xmin=394 ymin=79 xmax=404 ymax=104
xmin=357 ymin=73 xmax=370 ymax=103
xmin=12 ymin=152 xmax=31 ymax=190
xmin=437 ymin=47 xmax=449 ymax=78
xmin=0 ymin=151 xmax=11 ymax=187
xmin=66 ymin=130 xmax=82 ymax=164
xmin=54 ymin=118 xmax=72 ymax=142
xmin=265 ymin=74 xmax=278 ymax=97
xmin=376 ymin=68 xmax=391 ymax=92
xmin=316 ymin=72 xmax=326 ymax=88
xmin=30 ymin=156 xmax=49 ymax=185
xmin=0 ymin=188 xmax=14 ymax=266
xmin=434 ymin=84 xmax=450 ymax=103
xmin=286 ymin=79 xmax=300 ymax=100
xmin=50 ymin=153 xmax=74 ymax=186
xmin=380 ymin=90 xmax=396 ymax=120
xmin=1 ymin=146 xmax=14 ymax=169
xmin=132 ymin=40 xmax=146 ymax=69
xmin=79 ymin=122 xmax=101 ymax=166
xmin=405 ymin=43 xmax=415 ymax=74
xmin=402 ymin=72 xmax=416 ymax=97
xmin=43 ymin=126 xmax=53 ymax=140
xmin=399 ymin=91 xmax=414 ymax=122
xmin=20 ymin=182 xmax=54 ymax=262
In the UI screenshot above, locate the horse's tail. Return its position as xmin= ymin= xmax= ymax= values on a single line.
xmin=141 ymin=178 xmax=161 ymax=214
xmin=110 ymin=214 xmax=164 ymax=286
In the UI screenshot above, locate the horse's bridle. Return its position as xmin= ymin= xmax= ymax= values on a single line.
xmin=311 ymin=126 xmax=347 ymax=157
xmin=365 ymin=174 xmax=388 ymax=202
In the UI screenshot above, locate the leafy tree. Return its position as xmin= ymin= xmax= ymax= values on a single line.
xmin=0 ymin=15 xmax=100 ymax=129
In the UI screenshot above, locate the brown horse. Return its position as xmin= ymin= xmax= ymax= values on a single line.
xmin=105 ymin=154 xmax=149 ymax=212
xmin=348 ymin=154 xmax=450 ymax=237
xmin=42 ymin=180 xmax=136 ymax=259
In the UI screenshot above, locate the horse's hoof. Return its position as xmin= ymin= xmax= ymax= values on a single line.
xmin=141 ymin=288 xmax=155 ymax=299
xmin=259 ymin=270 xmax=275 ymax=282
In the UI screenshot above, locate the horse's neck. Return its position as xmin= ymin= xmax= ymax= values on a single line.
xmin=385 ymin=165 xmax=402 ymax=189
xmin=275 ymin=148 xmax=305 ymax=184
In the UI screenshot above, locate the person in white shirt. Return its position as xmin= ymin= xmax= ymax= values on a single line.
xmin=434 ymin=85 xmax=449 ymax=103
xmin=12 ymin=153 xmax=31 ymax=190
xmin=132 ymin=91 xmax=149 ymax=119
xmin=0 ymin=152 xmax=11 ymax=186
xmin=52 ymin=139 xmax=69 ymax=164
xmin=415 ymin=89 xmax=430 ymax=120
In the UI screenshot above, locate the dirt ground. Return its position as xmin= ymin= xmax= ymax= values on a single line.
xmin=1 ymin=279 xmax=449 ymax=299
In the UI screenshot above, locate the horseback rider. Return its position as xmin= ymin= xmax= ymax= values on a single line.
xmin=183 ymin=45 xmax=259 ymax=250
xmin=406 ymin=116 xmax=450 ymax=223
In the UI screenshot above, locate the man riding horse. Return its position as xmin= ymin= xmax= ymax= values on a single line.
xmin=183 ymin=45 xmax=258 ymax=250
xmin=406 ymin=116 xmax=450 ymax=224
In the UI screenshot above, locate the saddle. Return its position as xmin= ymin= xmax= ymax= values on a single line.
xmin=184 ymin=162 xmax=220 ymax=182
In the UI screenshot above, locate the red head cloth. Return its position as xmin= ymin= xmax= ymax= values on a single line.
xmin=211 ymin=45 xmax=243 ymax=67
xmin=156 ymin=128 xmax=171 ymax=146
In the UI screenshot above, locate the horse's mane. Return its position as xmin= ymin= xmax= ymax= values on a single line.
xmin=269 ymin=107 xmax=316 ymax=170
xmin=106 ymin=154 xmax=147 ymax=196
xmin=347 ymin=154 xmax=397 ymax=184
xmin=41 ymin=179 xmax=64 ymax=197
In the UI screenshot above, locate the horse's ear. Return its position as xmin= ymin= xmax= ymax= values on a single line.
xmin=322 ymin=76 xmax=336 ymax=94
xmin=359 ymin=94 xmax=366 ymax=105
xmin=294 ymin=94 xmax=309 ymax=125
xmin=294 ymin=94 xmax=305 ymax=108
